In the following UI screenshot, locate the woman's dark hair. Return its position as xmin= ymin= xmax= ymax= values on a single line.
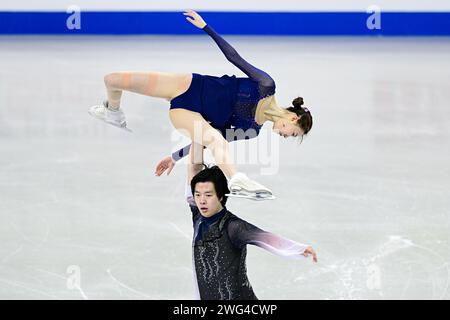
xmin=191 ymin=165 xmax=230 ymax=207
xmin=286 ymin=97 xmax=313 ymax=140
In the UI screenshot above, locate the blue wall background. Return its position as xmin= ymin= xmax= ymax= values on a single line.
xmin=1 ymin=11 xmax=449 ymax=36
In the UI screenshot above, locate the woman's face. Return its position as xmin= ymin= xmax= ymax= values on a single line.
xmin=272 ymin=114 xmax=303 ymax=138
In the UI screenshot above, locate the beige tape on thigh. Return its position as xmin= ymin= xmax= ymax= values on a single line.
xmin=121 ymin=72 xmax=131 ymax=89
xmin=145 ymin=72 xmax=159 ymax=96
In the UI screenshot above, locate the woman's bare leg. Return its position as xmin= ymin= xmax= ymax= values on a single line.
xmin=102 ymin=72 xmax=237 ymax=178
xmin=103 ymin=72 xmax=192 ymax=109
xmin=169 ymin=109 xmax=237 ymax=179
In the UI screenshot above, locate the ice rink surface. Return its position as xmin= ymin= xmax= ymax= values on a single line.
xmin=0 ymin=35 xmax=449 ymax=299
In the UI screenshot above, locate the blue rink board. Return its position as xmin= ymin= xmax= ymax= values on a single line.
xmin=1 ymin=11 xmax=450 ymax=36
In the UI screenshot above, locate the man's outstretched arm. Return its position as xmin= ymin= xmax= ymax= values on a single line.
xmin=186 ymin=142 xmax=205 ymax=206
xmin=227 ymin=219 xmax=318 ymax=262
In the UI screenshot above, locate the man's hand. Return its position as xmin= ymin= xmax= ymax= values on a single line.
xmin=302 ymin=246 xmax=318 ymax=263
xmin=183 ymin=9 xmax=207 ymax=29
xmin=155 ymin=156 xmax=175 ymax=176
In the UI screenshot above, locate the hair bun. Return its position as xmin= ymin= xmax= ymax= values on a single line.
xmin=292 ymin=97 xmax=304 ymax=109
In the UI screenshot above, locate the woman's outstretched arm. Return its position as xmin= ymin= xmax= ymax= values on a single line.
xmin=184 ymin=10 xmax=275 ymax=88
xmin=202 ymin=24 xmax=275 ymax=88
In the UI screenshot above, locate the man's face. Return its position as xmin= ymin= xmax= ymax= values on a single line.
xmin=194 ymin=182 xmax=223 ymax=217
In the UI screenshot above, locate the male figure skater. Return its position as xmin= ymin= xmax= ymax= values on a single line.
xmin=186 ymin=142 xmax=317 ymax=300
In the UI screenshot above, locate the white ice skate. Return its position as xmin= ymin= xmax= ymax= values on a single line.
xmin=88 ymin=101 xmax=132 ymax=132
xmin=226 ymin=172 xmax=276 ymax=201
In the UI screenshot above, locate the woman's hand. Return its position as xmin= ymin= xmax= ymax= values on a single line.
xmin=302 ymin=246 xmax=318 ymax=263
xmin=183 ymin=9 xmax=207 ymax=29
xmin=155 ymin=156 xmax=176 ymax=176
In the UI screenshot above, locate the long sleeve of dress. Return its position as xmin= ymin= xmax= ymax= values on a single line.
xmin=203 ymin=24 xmax=276 ymax=94
xmin=172 ymin=144 xmax=195 ymax=162
xmin=227 ymin=219 xmax=309 ymax=260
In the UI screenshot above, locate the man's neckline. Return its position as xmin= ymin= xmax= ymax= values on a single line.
xmin=200 ymin=207 xmax=227 ymax=222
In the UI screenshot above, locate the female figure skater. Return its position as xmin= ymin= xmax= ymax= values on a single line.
xmin=89 ymin=9 xmax=313 ymax=200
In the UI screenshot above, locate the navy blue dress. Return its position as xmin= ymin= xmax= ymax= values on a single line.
xmin=170 ymin=24 xmax=276 ymax=161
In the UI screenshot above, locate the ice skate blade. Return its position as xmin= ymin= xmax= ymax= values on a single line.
xmin=88 ymin=111 xmax=133 ymax=133
xmin=226 ymin=192 xmax=276 ymax=201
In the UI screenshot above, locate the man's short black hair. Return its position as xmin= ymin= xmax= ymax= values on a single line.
xmin=191 ymin=165 xmax=229 ymax=207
